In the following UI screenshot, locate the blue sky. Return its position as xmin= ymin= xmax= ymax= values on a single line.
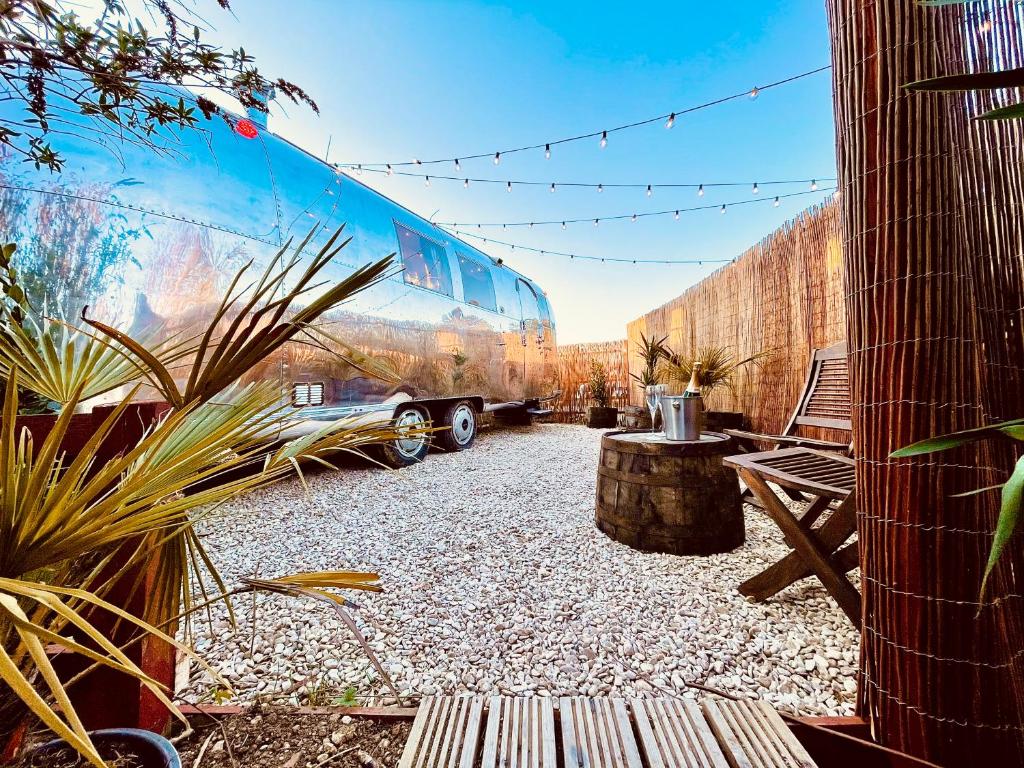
xmin=209 ymin=1 xmax=836 ymax=342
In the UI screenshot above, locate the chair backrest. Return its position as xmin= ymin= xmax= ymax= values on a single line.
xmin=783 ymin=342 xmax=852 ymax=434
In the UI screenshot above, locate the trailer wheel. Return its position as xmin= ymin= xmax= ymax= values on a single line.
xmin=379 ymin=404 xmax=430 ymax=468
xmin=436 ymin=399 xmax=477 ymax=452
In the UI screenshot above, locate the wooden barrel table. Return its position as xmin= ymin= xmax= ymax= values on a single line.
xmin=595 ymin=430 xmax=744 ymax=555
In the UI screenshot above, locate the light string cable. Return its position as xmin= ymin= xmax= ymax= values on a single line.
xmin=335 ymin=64 xmax=833 ymax=169
xmin=339 ymin=165 xmax=835 ymax=195
xmin=446 ymin=228 xmax=735 ymax=266
xmin=436 ymin=187 xmax=835 ymax=229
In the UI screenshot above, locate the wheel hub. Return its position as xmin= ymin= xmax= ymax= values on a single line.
xmin=451 ymin=404 xmax=475 ymax=445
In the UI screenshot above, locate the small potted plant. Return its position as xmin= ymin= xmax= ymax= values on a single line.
xmin=660 ymin=346 xmax=771 ymax=432
xmin=586 ymin=360 xmax=618 ymax=428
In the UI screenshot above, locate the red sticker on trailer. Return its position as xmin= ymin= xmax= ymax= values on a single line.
xmin=234 ymin=119 xmax=259 ymax=139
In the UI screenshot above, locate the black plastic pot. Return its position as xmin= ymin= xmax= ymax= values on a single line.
xmin=32 ymin=728 xmax=180 ymax=768
xmin=587 ymin=406 xmax=619 ymax=428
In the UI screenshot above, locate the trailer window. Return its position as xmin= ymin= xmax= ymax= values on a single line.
xmin=395 ymin=223 xmax=452 ymax=296
xmin=457 ymin=253 xmax=497 ymax=311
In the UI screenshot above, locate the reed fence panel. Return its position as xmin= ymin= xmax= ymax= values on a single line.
xmin=625 ymin=200 xmax=845 ymax=440
xmin=554 ymin=340 xmax=630 ymax=423
xmin=828 ymin=0 xmax=1024 ymax=762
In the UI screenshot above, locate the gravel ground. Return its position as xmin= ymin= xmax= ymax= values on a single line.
xmin=180 ymin=423 xmax=860 ymax=717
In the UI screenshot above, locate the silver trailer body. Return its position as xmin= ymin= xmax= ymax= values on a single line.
xmin=0 ymin=95 xmax=558 ymax=449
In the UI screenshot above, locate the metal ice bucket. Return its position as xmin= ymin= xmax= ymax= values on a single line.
xmin=660 ymin=395 xmax=703 ymax=441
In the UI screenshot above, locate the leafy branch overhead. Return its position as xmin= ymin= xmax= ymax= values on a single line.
xmin=0 ymin=0 xmax=318 ymax=171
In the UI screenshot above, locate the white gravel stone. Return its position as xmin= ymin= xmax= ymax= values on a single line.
xmin=178 ymin=423 xmax=860 ymax=716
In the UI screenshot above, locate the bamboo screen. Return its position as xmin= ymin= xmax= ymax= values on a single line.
xmin=625 ymin=200 xmax=845 ymax=437
xmin=554 ymin=340 xmax=630 ymax=423
xmin=828 ymin=0 xmax=1024 ymax=762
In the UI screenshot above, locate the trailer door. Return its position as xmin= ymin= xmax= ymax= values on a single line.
xmin=516 ymin=278 xmax=542 ymax=348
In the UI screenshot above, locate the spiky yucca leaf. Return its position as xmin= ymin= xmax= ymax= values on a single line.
xmin=0 ymin=313 xmax=194 ymax=407
xmin=660 ymin=346 xmax=772 ymax=398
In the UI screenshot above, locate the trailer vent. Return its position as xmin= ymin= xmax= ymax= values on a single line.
xmin=292 ymin=382 xmax=325 ymax=407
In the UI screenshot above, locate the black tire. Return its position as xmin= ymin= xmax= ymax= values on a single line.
xmin=436 ymin=399 xmax=477 ymax=452
xmin=378 ymin=404 xmax=430 ymax=468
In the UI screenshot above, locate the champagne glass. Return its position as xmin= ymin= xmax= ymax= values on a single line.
xmin=645 ymin=384 xmax=664 ymax=433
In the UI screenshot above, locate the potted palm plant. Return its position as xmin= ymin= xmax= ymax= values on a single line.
xmin=659 ymin=346 xmax=771 ymax=432
xmin=0 ymin=227 xmax=419 ymax=767
xmin=628 ymin=333 xmax=669 ymax=429
xmin=586 ymin=360 xmax=618 ymax=428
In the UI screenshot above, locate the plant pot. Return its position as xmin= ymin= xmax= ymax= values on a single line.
xmin=703 ymin=410 xmax=745 ymax=432
xmin=30 ymin=728 xmax=180 ymax=768
xmin=587 ymin=406 xmax=618 ymax=428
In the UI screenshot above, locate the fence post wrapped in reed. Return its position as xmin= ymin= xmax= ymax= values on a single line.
xmin=827 ymin=0 xmax=1024 ymax=762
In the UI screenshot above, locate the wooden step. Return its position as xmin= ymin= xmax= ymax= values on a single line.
xmin=482 ymin=695 xmax=557 ymax=768
xmin=560 ymin=696 xmax=643 ymax=768
xmin=398 ymin=695 xmax=484 ymax=768
xmin=702 ymin=699 xmax=818 ymax=768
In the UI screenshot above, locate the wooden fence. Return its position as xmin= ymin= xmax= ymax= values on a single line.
xmin=554 ymin=340 xmax=630 ymax=423
xmin=625 ymin=199 xmax=844 ymax=438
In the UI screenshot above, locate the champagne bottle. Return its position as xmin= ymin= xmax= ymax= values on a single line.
xmin=684 ymin=364 xmax=702 ymax=398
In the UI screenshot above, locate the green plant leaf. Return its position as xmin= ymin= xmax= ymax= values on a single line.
xmin=980 ymin=455 xmax=1024 ymax=598
xmin=905 ymin=67 xmax=1024 ymax=92
xmin=890 ymin=418 xmax=1024 ymax=457
xmin=999 ymin=425 xmax=1024 ymax=441
xmin=977 ymin=102 xmax=1024 ymax=121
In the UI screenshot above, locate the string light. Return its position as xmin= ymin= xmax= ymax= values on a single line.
xmin=413 ymin=158 xmax=422 ymax=165
xmin=337 ymin=164 xmax=834 ymax=193
xmin=545 ymin=143 xmax=551 ymax=159
xmin=674 ymin=210 xmax=680 ymax=220
xmin=464 ymin=178 xmax=469 ymax=188
xmin=433 ymin=187 xmax=834 ymax=228
xmin=665 ymin=112 xmax=676 ymax=129
xmin=774 ymin=196 xmax=780 ymax=207
xmin=594 ymin=218 xmax=599 ymax=226
xmin=600 ymin=130 xmax=608 ymax=149
xmin=455 ymin=158 xmax=461 ymax=171
xmin=355 ymin=164 xmax=362 ymax=175
xmin=386 ymin=164 xmax=393 ymax=176
xmin=550 ymin=183 xmax=556 ymax=193
xmin=597 ymin=183 xmax=604 ymax=193
xmin=980 ymin=15 xmax=992 ymax=32
xmin=631 ymin=213 xmax=637 ymax=222
xmin=811 ymin=179 xmax=818 ymax=191
xmin=646 ymin=184 xmax=653 ymax=197
xmin=752 ymin=182 xmax=759 ymax=194
xmin=698 ymin=184 xmax=704 ymax=196
xmin=424 ymin=176 xmax=430 ymax=187
xmin=721 ymin=204 xmax=727 ymax=213
xmin=506 ymin=181 xmax=512 ymax=192
xmin=337 ymin=65 xmax=831 ymax=169
xmin=450 ymin=228 xmax=734 ymax=266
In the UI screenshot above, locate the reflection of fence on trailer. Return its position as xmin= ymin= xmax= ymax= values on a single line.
xmin=554 ymin=340 xmax=630 ymax=423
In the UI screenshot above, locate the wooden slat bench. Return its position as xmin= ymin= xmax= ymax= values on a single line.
xmin=399 ymin=696 xmax=819 ymax=768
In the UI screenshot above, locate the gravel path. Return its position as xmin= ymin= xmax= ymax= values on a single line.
xmin=181 ymin=423 xmax=859 ymax=716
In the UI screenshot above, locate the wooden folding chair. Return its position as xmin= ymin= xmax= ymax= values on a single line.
xmin=722 ymin=344 xmax=861 ymax=627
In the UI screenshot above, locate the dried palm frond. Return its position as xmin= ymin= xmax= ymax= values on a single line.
xmin=660 ymin=346 xmax=772 ymax=398
xmin=83 ymin=226 xmax=396 ymax=409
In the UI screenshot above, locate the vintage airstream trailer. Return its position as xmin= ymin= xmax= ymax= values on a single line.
xmin=0 ymin=95 xmax=558 ymax=466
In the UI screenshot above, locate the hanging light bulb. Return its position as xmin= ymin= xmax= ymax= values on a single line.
xmin=355 ymin=164 xmax=363 ymax=176
xmin=980 ymin=15 xmax=992 ymax=32
xmin=674 ymin=210 xmax=680 ymax=220
xmin=749 ymin=86 xmax=759 ymax=99
xmin=697 ymin=184 xmax=704 ymax=197
xmin=529 ymin=222 xmax=534 ymax=228
xmin=386 ymin=164 xmax=393 ymax=176
xmin=424 ymin=176 xmax=431 ymax=187
xmin=594 ymin=218 xmax=599 ymax=227
xmin=646 ymin=184 xmax=653 ymax=198
xmin=413 ymin=158 xmax=422 ymax=165
xmin=454 ymin=158 xmax=461 ymax=171
xmin=752 ymin=182 xmax=759 ymax=194
xmin=561 ymin=221 xmax=566 ymax=230
xmin=494 ymin=152 xmax=501 ymax=165
xmin=665 ymin=112 xmax=676 ymax=129
xmin=773 ymin=196 xmax=780 ymax=207
xmin=506 ymin=181 xmax=512 ymax=193
xmin=550 ymin=183 xmax=556 ymax=193
xmin=545 ymin=143 xmax=551 ymax=160
xmin=597 ymin=183 xmax=604 ymax=193
xmin=464 ymin=178 xmax=469 ymax=188
xmin=600 ymin=130 xmax=608 ymax=149
xmin=811 ymin=179 xmax=818 ymax=191
xmin=721 ymin=204 xmax=727 ymax=214
xmin=631 ymin=213 xmax=637 ymax=223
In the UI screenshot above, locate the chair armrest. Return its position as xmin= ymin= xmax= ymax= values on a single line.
xmin=724 ymin=429 xmax=851 ymax=455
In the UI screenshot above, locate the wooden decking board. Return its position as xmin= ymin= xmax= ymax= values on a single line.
xmin=702 ymin=699 xmax=818 ymax=768
xmin=403 ymin=695 xmax=815 ymax=768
